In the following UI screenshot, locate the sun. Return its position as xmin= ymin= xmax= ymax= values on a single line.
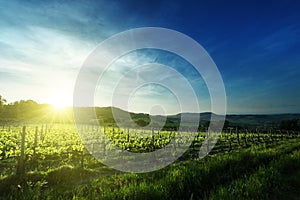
xmin=47 ymin=92 xmax=71 ymax=111
xmin=52 ymin=102 xmax=67 ymax=110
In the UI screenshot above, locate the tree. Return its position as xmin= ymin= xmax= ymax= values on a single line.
xmin=0 ymin=95 xmax=6 ymax=108
xmin=135 ymin=119 xmax=149 ymax=127
xmin=280 ymin=119 xmax=300 ymax=131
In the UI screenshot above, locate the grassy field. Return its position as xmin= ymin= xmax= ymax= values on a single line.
xmin=0 ymin=124 xmax=299 ymax=199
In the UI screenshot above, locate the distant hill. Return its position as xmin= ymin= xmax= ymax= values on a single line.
xmin=225 ymin=113 xmax=300 ymax=129
xmin=168 ymin=112 xmax=300 ymax=129
xmin=1 ymin=103 xmax=300 ymax=130
xmin=75 ymin=107 xmax=300 ymax=130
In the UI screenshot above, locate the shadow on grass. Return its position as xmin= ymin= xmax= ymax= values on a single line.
xmin=0 ymin=165 xmax=119 ymax=199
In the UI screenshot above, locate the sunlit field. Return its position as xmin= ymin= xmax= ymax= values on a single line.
xmin=0 ymin=122 xmax=299 ymax=199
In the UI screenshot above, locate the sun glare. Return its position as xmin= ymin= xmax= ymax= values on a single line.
xmin=52 ymin=103 xmax=66 ymax=110
xmin=47 ymin=92 xmax=71 ymax=111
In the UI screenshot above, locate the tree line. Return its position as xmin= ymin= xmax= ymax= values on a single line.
xmin=0 ymin=95 xmax=72 ymax=123
xmin=0 ymin=95 xmax=300 ymax=131
xmin=279 ymin=119 xmax=300 ymax=131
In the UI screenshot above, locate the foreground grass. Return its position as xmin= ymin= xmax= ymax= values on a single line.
xmin=209 ymin=148 xmax=300 ymax=199
xmin=1 ymin=138 xmax=300 ymax=200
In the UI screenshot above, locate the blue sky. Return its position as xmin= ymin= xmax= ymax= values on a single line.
xmin=0 ymin=0 xmax=300 ymax=114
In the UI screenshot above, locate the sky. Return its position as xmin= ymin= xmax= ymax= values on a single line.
xmin=0 ymin=0 xmax=300 ymax=114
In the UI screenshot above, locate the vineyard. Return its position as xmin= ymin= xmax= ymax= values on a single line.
xmin=0 ymin=123 xmax=300 ymax=199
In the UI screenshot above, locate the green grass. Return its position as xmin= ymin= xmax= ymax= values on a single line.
xmin=209 ymin=149 xmax=300 ymax=200
xmin=2 ymin=138 xmax=299 ymax=200
xmin=0 ymin=124 xmax=299 ymax=199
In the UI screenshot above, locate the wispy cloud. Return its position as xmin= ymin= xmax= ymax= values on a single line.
xmin=0 ymin=1 xmax=98 ymax=104
xmin=1 ymin=0 xmax=300 ymax=114
xmin=93 ymin=49 xmax=209 ymax=114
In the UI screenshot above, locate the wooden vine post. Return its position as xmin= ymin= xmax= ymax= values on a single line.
xmin=81 ymin=149 xmax=84 ymax=168
xmin=40 ymin=125 xmax=43 ymax=141
xmin=229 ymin=128 xmax=232 ymax=151
xmin=33 ymin=126 xmax=38 ymax=157
xmin=236 ymin=128 xmax=240 ymax=146
xmin=151 ymin=128 xmax=155 ymax=151
xmin=17 ymin=126 xmax=26 ymax=177
xmin=152 ymin=128 xmax=155 ymax=142
xmin=206 ymin=129 xmax=210 ymax=154
xmin=244 ymin=129 xmax=248 ymax=146
xmin=127 ymin=128 xmax=130 ymax=143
